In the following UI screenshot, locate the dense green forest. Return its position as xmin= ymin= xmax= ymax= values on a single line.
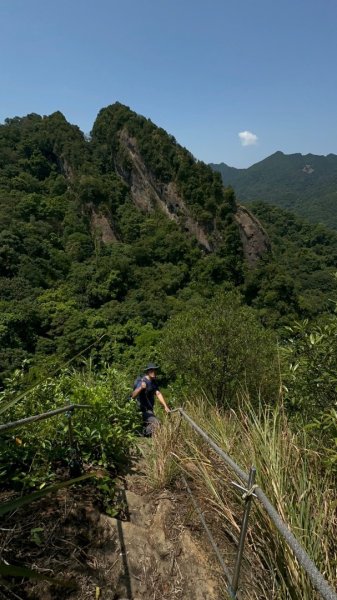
xmin=243 ymin=201 xmax=337 ymax=320
xmin=0 ymin=105 xmax=241 ymax=384
xmin=2 ymin=103 xmax=337 ymax=386
xmin=211 ymin=151 xmax=337 ymax=228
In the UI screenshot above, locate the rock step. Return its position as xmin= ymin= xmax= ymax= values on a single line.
xmin=98 ymin=492 xmax=221 ymax=599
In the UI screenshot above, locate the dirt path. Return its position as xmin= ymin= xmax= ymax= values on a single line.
xmin=100 ymin=444 xmax=224 ymax=599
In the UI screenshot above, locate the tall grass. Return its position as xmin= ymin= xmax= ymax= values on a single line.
xmin=145 ymin=398 xmax=337 ymax=599
xmin=144 ymin=416 xmax=182 ymax=490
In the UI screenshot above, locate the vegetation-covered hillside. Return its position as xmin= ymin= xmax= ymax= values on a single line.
xmin=1 ymin=105 xmax=337 ymax=384
xmin=242 ymin=201 xmax=337 ymax=321
xmin=0 ymin=105 xmax=240 ymax=384
xmin=210 ymin=151 xmax=337 ymax=228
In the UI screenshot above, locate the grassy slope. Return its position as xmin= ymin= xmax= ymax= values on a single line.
xmin=146 ymin=399 xmax=337 ymax=600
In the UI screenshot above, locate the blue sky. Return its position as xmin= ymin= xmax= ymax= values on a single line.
xmin=0 ymin=0 xmax=336 ymax=167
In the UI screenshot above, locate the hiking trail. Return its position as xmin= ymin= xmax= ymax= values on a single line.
xmin=99 ymin=442 xmax=223 ymax=599
xmin=1 ymin=440 xmax=227 ymax=600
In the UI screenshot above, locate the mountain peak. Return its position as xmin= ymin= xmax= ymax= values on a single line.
xmin=210 ymin=151 xmax=337 ymax=228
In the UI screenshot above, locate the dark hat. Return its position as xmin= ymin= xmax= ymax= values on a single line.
xmin=144 ymin=362 xmax=159 ymax=371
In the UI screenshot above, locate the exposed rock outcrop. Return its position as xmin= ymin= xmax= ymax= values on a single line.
xmin=102 ymin=489 xmax=220 ymax=599
xmin=119 ymin=131 xmax=212 ymax=251
xmin=90 ymin=209 xmax=118 ymax=244
xmin=235 ymin=205 xmax=271 ymax=266
xmin=117 ymin=129 xmax=270 ymax=265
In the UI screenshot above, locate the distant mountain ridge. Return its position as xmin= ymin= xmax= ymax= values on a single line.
xmin=210 ymin=151 xmax=337 ymax=229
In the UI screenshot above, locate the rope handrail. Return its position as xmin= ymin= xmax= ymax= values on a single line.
xmin=0 ymin=404 xmax=91 ymax=433
xmin=171 ymin=407 xmax=337 ymax=600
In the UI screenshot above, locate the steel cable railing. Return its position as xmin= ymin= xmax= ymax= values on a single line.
xmin=0 ymin=404 xmax=91 ymax=433
xmin=0 ymin=403 xmax=93 ymax=479
xmin=170 ymin=407 xmax=337 ymax=600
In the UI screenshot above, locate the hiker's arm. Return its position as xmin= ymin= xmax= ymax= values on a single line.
xmin=156 ymin=390 xmax=170 ymax=413
xmin=131 ymin=381 xmax=146 ymax=399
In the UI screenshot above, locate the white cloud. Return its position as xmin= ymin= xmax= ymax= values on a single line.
xmin=238 ymin=130 xmax=258 ymax=146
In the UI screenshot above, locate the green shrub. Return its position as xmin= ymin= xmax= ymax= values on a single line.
xmin=281 ymin=318 xmax=337 ymax=417
xmin=0 ymin=365 xmax=141 ymax=491
xmin=159 ymin=291 xmax=279 ymax=407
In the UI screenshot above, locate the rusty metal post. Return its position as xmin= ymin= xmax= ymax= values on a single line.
xmin=231 ymin=466 xmax=256 ymax=596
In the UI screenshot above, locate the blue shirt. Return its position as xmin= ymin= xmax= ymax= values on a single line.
xmin=133 ymin=376 xmax=159 ymax=413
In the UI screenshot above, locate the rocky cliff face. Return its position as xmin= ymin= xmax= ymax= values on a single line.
xmin=90 ymin=209 xmax=118 ymax=244
xmin=118 ymin=131 xmax=212 ymax=251
xmin=234 ymin=205 xmax=271 ymax=266
xmin=88 ymin=103 xmax=270 ymax=266
xmin=117 ymin=129 xmax=269 ymax=264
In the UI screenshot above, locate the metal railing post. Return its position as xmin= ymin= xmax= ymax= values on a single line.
xmin=231 ymin=466 xmax=256 ymax=597
xmin=66 ymin=405 xmax=83 ymax=477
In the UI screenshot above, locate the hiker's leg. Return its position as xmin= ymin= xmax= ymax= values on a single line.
xmin=144 ymin=412 xmax=160 ymax=437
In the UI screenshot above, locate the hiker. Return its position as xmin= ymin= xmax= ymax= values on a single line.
xmin=131 ymin=363 xmax=170 ymax=436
